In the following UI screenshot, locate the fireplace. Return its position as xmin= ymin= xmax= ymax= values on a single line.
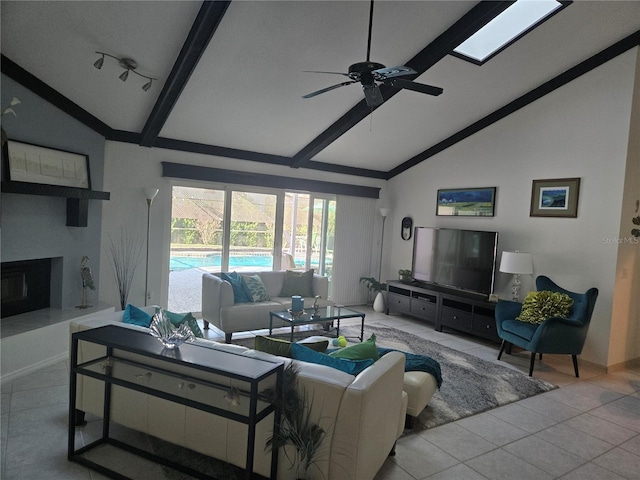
xmin=1 ymin=258 xmax=52 ymax=318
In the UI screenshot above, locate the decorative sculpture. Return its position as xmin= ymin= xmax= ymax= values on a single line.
xmin=77 ymin=256 xmax=96 ymax=309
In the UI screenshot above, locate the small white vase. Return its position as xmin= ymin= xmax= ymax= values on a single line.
xmin=373 ymin=291 xmax=385 ymax=313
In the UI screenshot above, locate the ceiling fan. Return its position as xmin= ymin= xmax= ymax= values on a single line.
xmin=302 ymin=0 xmax=443 ymax=108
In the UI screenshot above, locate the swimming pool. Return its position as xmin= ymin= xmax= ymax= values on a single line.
xmin=170 ymin=254 xmax=273 ymax=271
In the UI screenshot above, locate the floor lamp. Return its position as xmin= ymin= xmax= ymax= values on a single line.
xmin=378 ymin=208 xmax=390 ymax=282
xmin=499 ymin=251 xmax=533 ymax=301
xmin=143 ymin=188 xmax=159 ymax=306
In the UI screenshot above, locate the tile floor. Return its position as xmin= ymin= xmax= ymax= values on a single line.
xmin=1 ymin=307 xmax=639 ymax=480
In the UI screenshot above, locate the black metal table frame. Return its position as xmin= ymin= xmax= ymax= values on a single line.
xmin=268 ymin=307 xmax=365 ymax=342
xmin=68 ymin=325 xmax=283 ymax=480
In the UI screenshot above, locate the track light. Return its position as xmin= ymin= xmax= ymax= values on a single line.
xmin=93 ymin=54 xmax=104 ymax=70
xmin=93 ymin=51 xmax=157 ymax=92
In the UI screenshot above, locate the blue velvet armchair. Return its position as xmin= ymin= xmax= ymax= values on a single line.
xmin=495 ymin=275 xmax=598 ymax=377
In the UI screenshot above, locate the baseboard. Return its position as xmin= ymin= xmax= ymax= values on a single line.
xmin=606 ymin=356 xmax=640 ymax=373
xmin=1 ymin=352 xmax=68 ymax=384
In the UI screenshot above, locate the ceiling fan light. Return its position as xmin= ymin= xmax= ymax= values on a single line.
xmin=119 ymin=69 xmax=129 ymax=82
xmin=142 ymin=79 xmax=153 ymax=92
xmin=362 ymin=84 xmax=383 ymax=107
xmin=93 ymin=55 xmax=104 ymax=70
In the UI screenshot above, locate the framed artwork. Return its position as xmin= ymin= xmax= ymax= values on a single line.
xmin=436 ymin=187 xmax=496 ymax=217
xmin=4 ymin=140 xmax=91 ymax=189
xmin=530 ymin=177 xmax=580 ymax=218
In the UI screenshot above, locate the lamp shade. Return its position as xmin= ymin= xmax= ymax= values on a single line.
xmin=499 ymin=251 xmax=533 ymax=275
xmin=143 ymin=188 xmax=159 ymax=201
xmin=379 ymin=208 xmax=390 ymax=218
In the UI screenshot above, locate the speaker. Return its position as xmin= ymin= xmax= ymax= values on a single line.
xmin=401 ymin=217 xmax=413 ymax=240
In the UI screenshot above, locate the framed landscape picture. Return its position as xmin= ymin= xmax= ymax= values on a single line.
xmin=4 ymin=140 xmax=91 ymax=189
xmin=436 ymin=187 xmax=496 ymax=216
xmin=530 ymin=177 xmax=580 ymax=217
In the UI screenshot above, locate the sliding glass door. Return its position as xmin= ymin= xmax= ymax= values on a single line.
xmin=168 ymin=186 xmax=335 ymax=313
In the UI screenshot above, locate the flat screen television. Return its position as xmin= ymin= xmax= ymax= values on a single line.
xmin=411 ymin=227 xmax=498 ymax=296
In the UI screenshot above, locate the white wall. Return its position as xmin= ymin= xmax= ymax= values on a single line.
xmin=98 ymin=143 xmax=383 ymax=310
xmin=384 ymin=48 xmax=639 ymax=368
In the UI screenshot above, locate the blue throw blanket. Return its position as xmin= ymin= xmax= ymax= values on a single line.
xmin=377 ymin=347 xmax=443 ymax=389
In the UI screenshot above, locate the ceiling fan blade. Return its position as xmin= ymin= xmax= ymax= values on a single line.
xmin=386 ymin=78 xmax=443 ymax=96
xmin=303 ymin=70 xmax=350 ymax=77
xmin=362 ymin=84 xmax=384 ymax=107
xmin=302 ymin=81 xmax=357 ymax=99
xmin=373 ymin=65 xmax=417 ymax=79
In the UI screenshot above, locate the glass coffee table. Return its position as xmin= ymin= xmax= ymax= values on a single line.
xmin=269 ymin=305 xmax=365 ymax=342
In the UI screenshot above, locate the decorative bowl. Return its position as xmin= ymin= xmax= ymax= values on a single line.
xmin=149 ymin=310 xmax=195 ymax=349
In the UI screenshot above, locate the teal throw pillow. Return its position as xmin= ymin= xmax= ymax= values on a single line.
xmin=290 ymin=342 xmax=373 ymax=375
xmin=221 ymin=272 xmax=252 ymax=304
xmin=163 ymin=309 xmax=204 ymax=338
xmin=516 ymin=290 xmax=574 ymax=325
xmin=329 ymin=333 xmax=379 ymax=362
xmin=279 ymin=269 xmax=315 ymax=297
xmin=123 ymin=304 xmax=153 ymax=327
xmin=241 ymin=274 xmax=270 ymax=302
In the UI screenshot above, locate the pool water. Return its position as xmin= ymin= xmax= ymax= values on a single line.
xmin=170 ymin=254 xmax=273 ymax=271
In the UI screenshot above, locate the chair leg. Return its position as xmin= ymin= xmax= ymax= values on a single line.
xmin=572 ymin=355 xmax=579 ymax=378
xmin=529 ymin=352 xmax=536 ymax=376
xmin=203 ymin=320 xmax=209 ymax=330
xmin=497 ymin=340 xmax=507 ymax=360
xmin=539 ymin=353 xmax=543 ymax=360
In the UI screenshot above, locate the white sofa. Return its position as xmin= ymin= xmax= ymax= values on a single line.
xmin=202 ymin=271 xmax=334 ymax=343
xmin=69 ymin=307 xmax=408 ymax=480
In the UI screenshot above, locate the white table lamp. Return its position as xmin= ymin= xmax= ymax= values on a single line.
xmin=499 ymin=251 xmax=533 ymax=301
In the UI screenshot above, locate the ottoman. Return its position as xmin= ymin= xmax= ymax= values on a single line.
xmin=404 ymin=371 xmax=438 ymax=428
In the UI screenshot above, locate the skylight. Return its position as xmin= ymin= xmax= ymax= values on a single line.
xmin=453 ymin=0 xmax=567 ymax=64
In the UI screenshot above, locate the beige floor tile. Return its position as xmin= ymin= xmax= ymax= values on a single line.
xmin=424 ymin=463 xmax=490 ymax=480
xmin=392 ymin=433 xmax=458 ymax=479
xmin=487 ymin=403 xmax=558 ymax=433
xmin=457 ymin=412 xmax=529 ymax=447
xmin=417 ymin=423 xmax=497 ymax=462
xmin=466 ymin=448 xmax=553 ymax=480
xmin=502 ymin=435 xmax=586 ymax=477
xmin=592 ymin=447 xmax=640 ymax=479
xmin=535 ymin=423 xmax=616 ymax=460
xmin=564 ymin=413 xmax=637 ymax=445
xmin=557 ymin=462 xmax=627 ymax=480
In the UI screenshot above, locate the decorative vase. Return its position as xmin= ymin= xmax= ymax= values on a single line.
xmin=373 ymin=291 xmax=385 ymax=313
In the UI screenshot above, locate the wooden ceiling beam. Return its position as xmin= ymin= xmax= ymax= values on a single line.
xmin=139 ymin=1 xmax=231 ymax=147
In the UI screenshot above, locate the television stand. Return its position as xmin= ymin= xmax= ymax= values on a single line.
xmin=386 ymin=281 xmax=499 ymax=343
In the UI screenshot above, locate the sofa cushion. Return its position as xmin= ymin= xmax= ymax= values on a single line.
xmin=123 ymin=304 xmax=153 ymax=327
xmin=279 ymin=269 xmax=315 ymax=297
xmin=290 ymin=342 xmax=373 ymax=375
xmin=516 ymin=290 xmax=574 ymax=325
xmin=242 ymin=274 xmax=271 ymax=302
xmin=329 ymin=334 xmax=379 ymax=362
xmin=221 ymin=272 xmax=252 ymax=304
xmin=254 ymin=335 xmax=328 ymax=357
xmin=163 ymin=310 xmax=203 ymax=338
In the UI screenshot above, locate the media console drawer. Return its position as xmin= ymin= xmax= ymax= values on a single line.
xmin=388 ymin=293 xmax=410 ymax=313
xmin=440 ymin=305 xmax=473 ymax=331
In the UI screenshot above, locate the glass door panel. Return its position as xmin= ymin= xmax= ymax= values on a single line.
xmin=229 ymin=191 xmax=276 ymax=272
xmin=283 ymin=193 xmax=310 ymax=269
xmin=168 ymin=186 xmax=225 ymax=313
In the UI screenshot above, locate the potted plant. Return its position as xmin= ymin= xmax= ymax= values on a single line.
xmin=263 ymin=363 xmax=326 ymax=480
xmin=359 ymin=277 xmax=387 ymax=312
xmin=398 ymin=269 xmax=412 ymax=283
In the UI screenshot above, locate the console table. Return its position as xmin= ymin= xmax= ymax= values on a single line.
xmin=386 ymin=281 xmax=499 ymax=342
xmin=68 ymin=325 xmax=283 ymax=480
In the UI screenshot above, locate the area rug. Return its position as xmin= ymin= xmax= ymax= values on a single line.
xmin=236 ymin=323 xmax=557 ymax=431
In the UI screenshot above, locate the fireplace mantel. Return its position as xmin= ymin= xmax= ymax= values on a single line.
xmin=1 ymin=181 xmax=110 ymax=227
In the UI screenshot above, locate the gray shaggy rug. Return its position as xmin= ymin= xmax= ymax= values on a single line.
xmin=239 ymin=323 xmax=557 ymax=431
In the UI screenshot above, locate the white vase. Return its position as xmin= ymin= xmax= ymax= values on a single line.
xmin=373 ymin=291 xmax=385 ymax=313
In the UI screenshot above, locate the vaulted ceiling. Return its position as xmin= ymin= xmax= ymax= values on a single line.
xmin=2 ymin=1 xmax=639 ymax=180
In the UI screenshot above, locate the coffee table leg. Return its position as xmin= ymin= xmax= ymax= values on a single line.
xmin=269 ymin=314 xmax=273 ymax=336
xmin=336 ymin=319 xmax=340 ymax=338
xmin=360 ymin=314 xmax=365 ymax=341
xmin=290 ymin=323 xmax=295 ymax=342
